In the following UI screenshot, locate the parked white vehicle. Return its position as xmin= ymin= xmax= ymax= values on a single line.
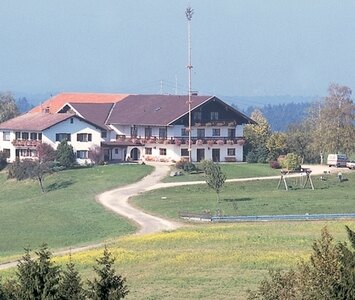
xmin=346 ymin=161 xmax=355 ymax=169
xmin=327 ymin=154 xmax=348 ymax=167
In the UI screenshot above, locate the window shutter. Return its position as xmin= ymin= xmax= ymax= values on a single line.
xmin=88 ymin=134 xmax=92 ymax=141
xmin=77 ymin=134 xmax=80 ymax=141
xmin=67 ymin=134 xmax=71 ymax=141
xmin=56 ymin=134 xmax=59 ymax=141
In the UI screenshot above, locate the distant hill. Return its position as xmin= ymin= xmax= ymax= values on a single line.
xmin=240 ymin=102 xmax=312 ymax=132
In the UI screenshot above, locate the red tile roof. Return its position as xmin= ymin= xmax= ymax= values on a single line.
xmin=30 ymin=93 xmax=129 ymax=114
xmin=107 ymin=95 xmax=212 ymax=126
xmin=0 ymin=112 xmax=75 ymax=131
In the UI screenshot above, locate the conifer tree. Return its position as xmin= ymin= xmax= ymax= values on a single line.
xmin=56 ymin=140 xmax=75 ymax=168
xmin=58 ymin=256 xmax=85 ymax=300
xmin=87 ymin=246 xmax=128 ymax=300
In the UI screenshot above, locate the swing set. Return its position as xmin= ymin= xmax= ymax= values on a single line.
xmin=277 ymin=168 xmax=315 ymax=191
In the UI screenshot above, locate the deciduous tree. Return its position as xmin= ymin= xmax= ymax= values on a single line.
xmin=0 ymin=92 xmax=19 ymax=122
xmin=308 ymin=83 xmax=355 ymax=159
xmin=201 ymin=160 xmax=226 ymax=203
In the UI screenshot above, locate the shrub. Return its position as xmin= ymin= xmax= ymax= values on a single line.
xmin=269 ymin=161 xmax=281 ymax=169
xmin=56 ymin=140 xmax=75 ymax=168
xmin=281 ymin=152 xmax=301 ymax=170
xmin=37 ymin=143 xmax=56 ymax=163
xmin=183 ymin=162 xmax=197 ymax=173
xmin=88 ymin=145 xmax=103 ymax=165
xmin=7 ymin=159 xmax=36 ymax=180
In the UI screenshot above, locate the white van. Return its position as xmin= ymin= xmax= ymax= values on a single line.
xmin=327 ymin=154 xmax=348 ymax=167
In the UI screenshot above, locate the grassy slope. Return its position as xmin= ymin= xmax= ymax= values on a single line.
xmin=0 ymin=164 xmax=153 ymax=259
xmin=133 ymin=172 xmax=355 ymax=218
xmin=3 ymin=221 xmax=354 ymax=299
xmin=163 ymin=163 xmax=280 ymax=182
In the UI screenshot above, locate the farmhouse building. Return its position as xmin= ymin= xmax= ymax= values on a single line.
xmin=0 ymin=93 xmax=254 ymax=164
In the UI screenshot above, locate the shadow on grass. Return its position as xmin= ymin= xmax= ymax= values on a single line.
xmin=223 ymin=197 xmax=252 ymax=202
xmin=46 ymin=180 xmax=75 ymax=192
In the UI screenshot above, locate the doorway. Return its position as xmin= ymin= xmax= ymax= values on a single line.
xmin=196 ymin=148 xmax=205 ymax=162
xmin=212 ymin=149 xmax=220 ymax=162
xmin=130 ymin=148 xmax=140 ymax=160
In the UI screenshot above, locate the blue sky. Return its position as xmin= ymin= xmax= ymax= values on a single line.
xmin=0 ymin=0 xmax=354 ymax=97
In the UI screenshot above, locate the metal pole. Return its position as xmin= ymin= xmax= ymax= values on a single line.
xmin=186 ymin=7 xmax=193 ymax=163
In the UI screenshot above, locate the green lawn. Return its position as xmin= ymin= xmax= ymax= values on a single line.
xmin=133 ymin=172 xmax=355 ymax=219
xmin=2 ymin=221 xmax=353 ymax=299
xmin=163 ymin=163 xmax=280 ymax=182
xmin=0 ymin=164 xmax=153 ymax=260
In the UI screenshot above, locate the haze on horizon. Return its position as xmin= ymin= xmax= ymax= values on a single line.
xmin=0 ymin=0 xmax=354 ymax=99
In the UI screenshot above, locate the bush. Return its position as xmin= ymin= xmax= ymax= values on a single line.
xmin=37 ymin=143 xmax=56 ymax=163
xmin=269 ymin=161 xmax=281 ymax=169
xmin=7 ymin=159 xmax=37 ymax=180
xmin=56 ymin=140 xmax=76 ymax=168
xmin=281 ymin=152 xmax=301 ymax=170
xmin=183 ymin=162 xmax=197 ymax=173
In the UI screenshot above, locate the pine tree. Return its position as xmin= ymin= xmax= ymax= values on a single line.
xmin=87 ymin=246 xmax=129 ymax=300
xmin=58 ymin=256 xmax=85 ymax=300
xmin=56 ymin=141 xmax=75 ymax=168
xmin=15 ymin=244 xmax=61 ymax=299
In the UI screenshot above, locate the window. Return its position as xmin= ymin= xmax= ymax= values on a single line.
xmin=159 ymin=127 xmax=167 ymax=139
xmin=131 ymin=125 xmax=138 ymax=138
xmin=76 ymin=150 xmax=88 ymax=159
xmin=21 ymin=132 xmax=29 ymax=140
xmin=212 ymin=128 xmax=220 ymax=136
xmin=3 ymin=131 xmax=10 ymax=141
xmin=193 ymin=111 xmax=202 ymax=121
xmin=210 ymin=112 xmax=219 ymax=120
xmin=145 ymin=147 xmax=152 ymax=155
xmin=70 ymin=118 xmax=74 ymax=124
xmin=77 ymin=133 xmax=92 ymax=142
xmin=15 ymin=132 xmax=20 ymax=139
xmin=228 ymin=128 xmax=236 ymax=138
xmin=3 ymin=149 xmax=10 ymax=158
xmin=56 ymin=133 xmax=71 ymax=142
xmin=145 ymin=127 xmax=152 ymax=138
xmin=159 ymin=148 xmax=167 ymax=156
xmin=38 ymin=133 xmax=42 ymax=141
xmin=197 ymin=128 xmax=205 ymax=138
xmin=101 ymin=131 xmax=107 ymax=138
xmin=181 ymin=148 xmax=189 ymax=157
xmin=227 ymin=148 xmax=236 ymax=156
xmin=114 ymin=149 xmax=119 ymax=154
xmin=19 ymin=149 xmax=36 ymax=157
xmin=30 ymin=132 xmax=37 ymax=140
xmin=181 ymin=128 xmax=188 ymax=137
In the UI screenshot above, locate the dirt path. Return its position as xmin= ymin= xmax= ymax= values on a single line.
xmin=97 ymin=163 xmax=182 ymax=234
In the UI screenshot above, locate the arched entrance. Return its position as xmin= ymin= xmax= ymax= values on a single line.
xmin=130 ymin=148 xmax=140 ymax=161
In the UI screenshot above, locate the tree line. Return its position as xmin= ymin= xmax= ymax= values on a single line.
xmin=244 ymin=83 xmax=355 ymax=164
xmin=0 ymin=245 xmax=128 ymax=300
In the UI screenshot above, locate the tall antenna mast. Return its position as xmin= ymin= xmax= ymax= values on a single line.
xmin=186 ymin=6 xmax=194 ymax=162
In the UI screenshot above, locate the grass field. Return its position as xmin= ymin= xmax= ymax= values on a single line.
xmin=0 ymin=164 xmax=153 ymax=260
xmin=162 ymin=163 xmax=280 ymax=182
xmin=133 ymin=172 xmax=355 ymax=219
xmin=2 ymin=221 xmax=354 ymax=299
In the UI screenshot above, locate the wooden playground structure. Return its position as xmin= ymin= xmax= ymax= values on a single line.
xmin=277 ymin=168 xmax=315 ymax=191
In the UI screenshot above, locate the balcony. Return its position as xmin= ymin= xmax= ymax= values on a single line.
xmin=12 ymin=139 xmax=42 ymax=148
xmin=193 ymin=120 xmax=237 ymax=127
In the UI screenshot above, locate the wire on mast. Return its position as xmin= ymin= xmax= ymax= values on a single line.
xmin=186 ymin=6 xmax=194 ymax=162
